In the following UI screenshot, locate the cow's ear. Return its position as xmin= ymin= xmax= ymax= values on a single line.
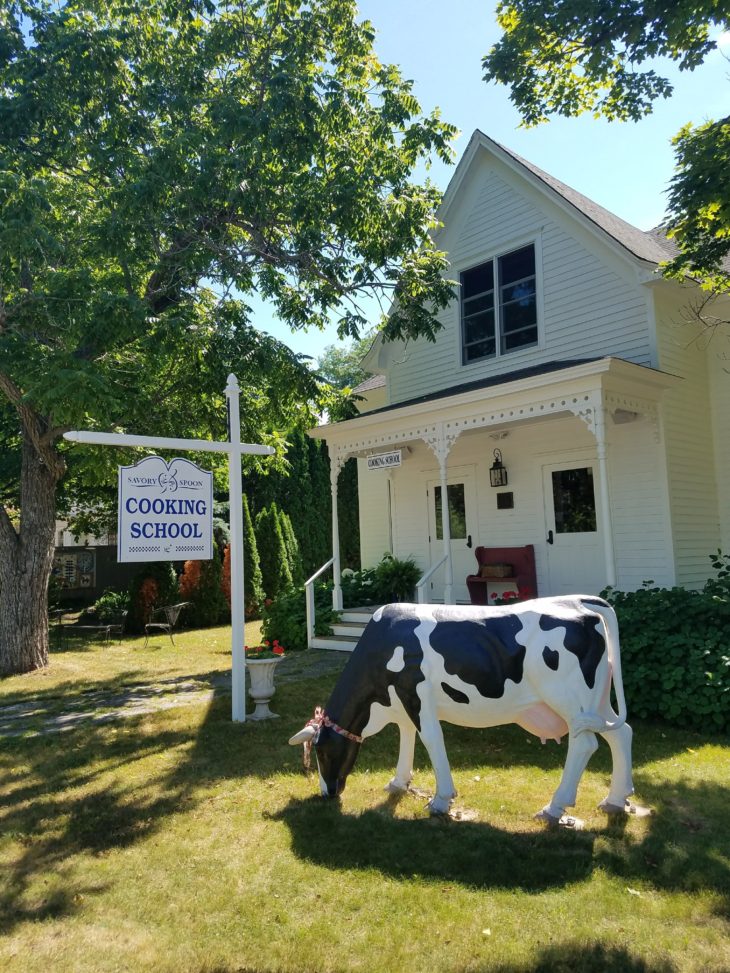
xmin=288 ymin=725 xmax=318 ymax=746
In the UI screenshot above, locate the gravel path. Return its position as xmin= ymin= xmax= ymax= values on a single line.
xmin=0 ymin=649 xmax=348 ymax=738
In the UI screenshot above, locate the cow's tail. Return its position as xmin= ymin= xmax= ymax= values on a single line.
xmin=584 ymin=598 xmax=627 ymax=733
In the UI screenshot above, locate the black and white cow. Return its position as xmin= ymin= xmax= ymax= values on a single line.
xmin=289 ymin=596 xmax=634 ymax=823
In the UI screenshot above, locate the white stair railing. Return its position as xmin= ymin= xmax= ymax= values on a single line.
xmin=305 ymin=557 xmax=335 ymax=649
xmin=415 ymin=554 xmax=448 ymax=604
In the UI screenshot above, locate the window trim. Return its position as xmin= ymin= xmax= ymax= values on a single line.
xmin=458 ymin=234 xmax=543 ymax=368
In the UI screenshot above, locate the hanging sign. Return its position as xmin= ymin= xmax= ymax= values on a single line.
xmin=118 ymin=456 xmax=213 ymax=563
xmin=367 ymin=449 xmax=402 ymax=471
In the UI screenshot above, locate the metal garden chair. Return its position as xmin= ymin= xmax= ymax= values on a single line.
xmin=143 ymin=602 xmax=190 ymax=648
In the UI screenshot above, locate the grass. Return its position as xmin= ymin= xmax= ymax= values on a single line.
xmin=1 ymin=626 xmax=729 ymax=972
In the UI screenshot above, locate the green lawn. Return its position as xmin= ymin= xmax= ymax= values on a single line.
xmin=1 ymin=627 xmax=728 ymax=972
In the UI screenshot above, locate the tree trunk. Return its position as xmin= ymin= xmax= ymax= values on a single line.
xmin=0 ymin=431 xmax=60 ymax=676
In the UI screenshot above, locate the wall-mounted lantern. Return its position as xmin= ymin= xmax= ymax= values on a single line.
xmin=489 ymin=448 xmax=508 ymax=488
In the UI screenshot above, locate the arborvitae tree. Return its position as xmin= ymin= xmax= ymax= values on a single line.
xmin=255 ymin=504 xmax=293 ymax=601
xmin=338 ymin=457 xmax=360 ymax=570
xmin=279 ymin=508 xmax=305 ymax=586
xmin=242 ymin=428 xmax=359 ymax=578
xmin=242 ymin=494 xmax=265 ymax=617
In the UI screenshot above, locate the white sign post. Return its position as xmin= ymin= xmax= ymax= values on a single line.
xmin=63 ymin=374 xmax=272 ymax=722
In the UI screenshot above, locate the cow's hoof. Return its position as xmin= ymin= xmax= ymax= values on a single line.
xmin=534 ymin=809 xmax=584 ymax=830
xmin=427 ymin=795 xmax=453 ymax=816
xmin=534 ymin=807 xmax=561 ymax=827
xmin=599 ymin=798 xmax=653 ymax=818
xmin=598 ymin=799 xmax=629 ymax=816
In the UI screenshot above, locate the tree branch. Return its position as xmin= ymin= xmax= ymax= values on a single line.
xmin=0 ymin=371 xmax=65 ymax=480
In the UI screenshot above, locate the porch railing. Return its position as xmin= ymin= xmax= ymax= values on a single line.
xmin=305 ymin=557 xmax=335 ymax=649
xmin=415 ymin=554 xmax=448 ymax=604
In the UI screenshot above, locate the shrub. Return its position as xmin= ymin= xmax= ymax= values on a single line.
xmin=261 ymin=582 xmax=336 ymax=652
xmin=221 ymin=496 xmax=265 ymax=620
xmin=279 ymin=508 xmax=304 ymax=586
xmin=372 ymin=554 xmax=421 ymax=603
xmin=92 ymin=588 xmax=130 ymax=622
xmin=604 ymin=556 xmax=730 ymax=732
xmin=255 ymin=503 xmax=293 ymax=600
xmin=127 ymin=562 xmax=179 ymax=633
xmin=179 ymin=556 xmax=229 ymax=627
xmin=340 ymin=555 xmax=422 ymax=606
xmin=341 ymin=566 xmax=378 ymax=607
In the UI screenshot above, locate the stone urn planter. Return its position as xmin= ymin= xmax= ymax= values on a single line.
xmin=245 ymin=656 xmax=284 ymax=720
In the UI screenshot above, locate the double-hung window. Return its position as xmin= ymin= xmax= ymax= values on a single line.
xmin=460 ymin=244 xmax=538 ymax=364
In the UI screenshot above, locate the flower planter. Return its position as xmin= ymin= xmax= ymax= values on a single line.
xmin=245 ymin=657 xmax=283 ymax=720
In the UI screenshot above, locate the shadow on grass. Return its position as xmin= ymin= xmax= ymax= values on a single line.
xmin=269 ymin=792 xmax=597 ymax=892
xmin=189 ymin=942 xmax=677 ymax=973
xmin=2 ymin=668 xmax=728 ymax=938
xmin=487 ymin=941 xmax=678 ymax=972
xmin=268 ymin=774 xmax=730 ymax=906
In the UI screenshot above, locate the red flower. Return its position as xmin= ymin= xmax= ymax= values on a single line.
xmin=273 ymin=645 xmax=284 ymax=656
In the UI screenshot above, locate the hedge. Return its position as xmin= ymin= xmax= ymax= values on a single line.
xmin=605 ymin=559 xmax=730 ymax=733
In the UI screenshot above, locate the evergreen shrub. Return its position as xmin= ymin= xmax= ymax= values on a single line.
xmin=604 ymin=553 xmax=730 ymax=732
xmin=179 ymin=556 xmax=229 ymax=627
xmin=127 ymin=562 xmax=179 ymax=633
xmin=221 ymin=496 xmax=265 ymax=619
xmin=261 ymin=582 xmax=336 ymax=652
xmin=255 ymin=504 xmax=293 ymax=600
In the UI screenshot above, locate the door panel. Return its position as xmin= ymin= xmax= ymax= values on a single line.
xmin=427 ymin=471 xmax=476 ymax=603
xmin=543 ymin=462 xmax=605 ymax=595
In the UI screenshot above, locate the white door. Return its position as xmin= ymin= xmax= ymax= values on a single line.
xmin=542 ymin=462 xmax=606 ymax=595
xmin=427 ymin=471 xmax=477 ymax=603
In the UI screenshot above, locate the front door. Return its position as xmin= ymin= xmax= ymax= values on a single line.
xmin=427 ymin=471 xmax=477 ymax=603
xmin=543 ymin=462 xmax=606 ymax=595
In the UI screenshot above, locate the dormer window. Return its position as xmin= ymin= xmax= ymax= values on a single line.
xmin=460 ymin=244 xmax=537 ymax=364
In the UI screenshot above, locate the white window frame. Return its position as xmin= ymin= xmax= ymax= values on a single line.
xmin=458 ymin=235 xmax=543 ymax=368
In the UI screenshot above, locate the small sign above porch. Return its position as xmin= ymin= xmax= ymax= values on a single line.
xmin=367 ymin=449 xmax=402 ymax=471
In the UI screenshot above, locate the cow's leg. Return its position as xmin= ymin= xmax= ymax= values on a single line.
xmin=537 ymin=729 xmax=599 ymax=822
xmin=385 ymin=719 xmax=417 ymax=794
xmin=597 ymin=721 xmax=634 ymax=813
xmin=415 ymin=702 xmax=456 ymax=814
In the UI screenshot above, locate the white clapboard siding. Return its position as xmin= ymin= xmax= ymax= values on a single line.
xmin=709 ymin=342 xmax=730 ymax=551
xmin=655 ymin=290 xmax=720 ymax=587
xmin=386 ymin=156 xmax=653 ymax=407
xmin=608 ymin=414 xmax=676 ymax=590
xmin=356 ymin=457 xmax=392 ymax=569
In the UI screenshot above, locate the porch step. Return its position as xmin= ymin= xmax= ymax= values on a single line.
xmin=311 ymin=605 xmax=379 ymax=653
xmin=310 ymin=634 xmax=361 ymax=652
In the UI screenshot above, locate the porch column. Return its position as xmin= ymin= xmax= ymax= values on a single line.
xmin=439 ymin=451 xmax=454 ymax=604
xmin=330 ymin=448 xmax=344 ymax=611
xmin=594 ymin=402 xmax=617 ymax=589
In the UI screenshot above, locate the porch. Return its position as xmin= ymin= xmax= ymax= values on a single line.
xmin=310 ymin=357 xmax=679 ymax=616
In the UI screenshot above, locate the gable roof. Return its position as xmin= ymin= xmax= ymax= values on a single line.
xmin=441 ymin=130 xmax=671 ymax=268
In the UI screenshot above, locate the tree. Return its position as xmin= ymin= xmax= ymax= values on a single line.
xmin=0 ymin=0 xmax=457 ymax=674
xmin=255 ymin=504 xmax=293 ymax=601
xmin=278 ymin=508 xmax=305 ymax=586
xmin=179 ymin=556 xmax=228 ymax=628
xmin=316 ymin=338 xmax=373 ymax=391
xmin=483 ymin=1 xmax=730 ymax=298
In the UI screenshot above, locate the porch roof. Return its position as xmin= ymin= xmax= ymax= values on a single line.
xmin=310 ymin=356 xmax=680 ymax=451
xmin=348 ymin=358 xmax=600 ymax=418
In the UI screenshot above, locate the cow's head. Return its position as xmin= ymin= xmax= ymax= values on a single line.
xmin=288 ymin=713 xmax=361 ymax=799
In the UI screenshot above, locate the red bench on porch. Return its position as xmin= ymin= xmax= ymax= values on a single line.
xmin=466 ymin=545 xmax=537 ymax=605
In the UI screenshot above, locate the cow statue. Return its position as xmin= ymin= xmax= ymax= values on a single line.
xmin=288 ymin=596 xmax=634 ymax=824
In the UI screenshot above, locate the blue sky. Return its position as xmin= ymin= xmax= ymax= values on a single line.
xmin=257 ymin=2 xmax=730 ymax=360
